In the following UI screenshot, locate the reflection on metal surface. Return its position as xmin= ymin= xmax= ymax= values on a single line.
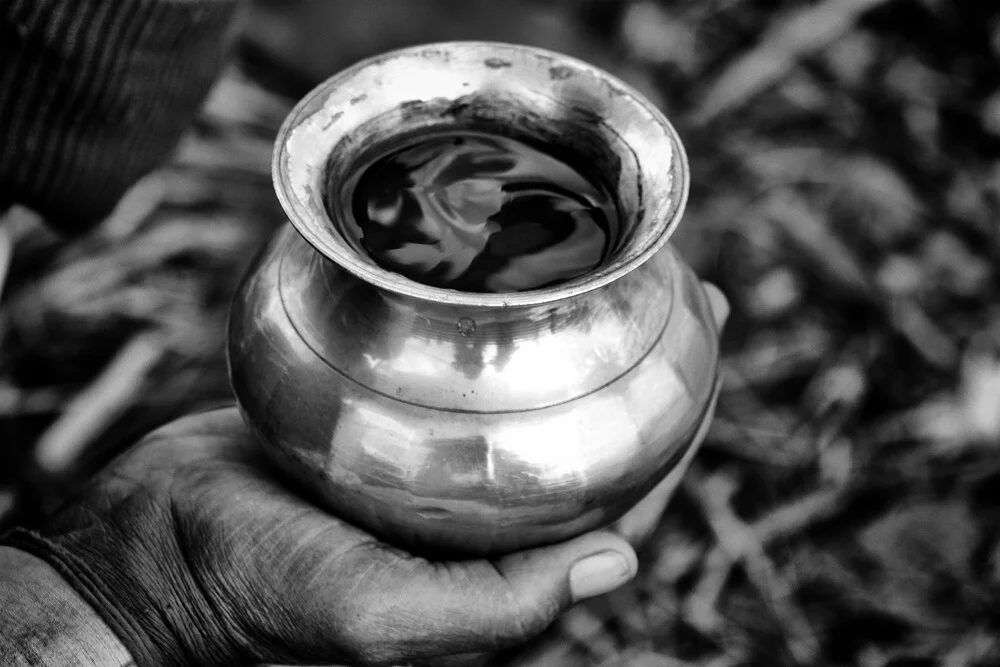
xmin=228 ymin=42 xmax=720 ymax=557
xmin=349 ymin=131 xmax=618 ymax=293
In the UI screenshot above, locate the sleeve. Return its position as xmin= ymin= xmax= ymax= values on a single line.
xmin=0 ymin=0 xmax=242 ymax=235
xmin=0 ymin=547 xmax=135 ymax=667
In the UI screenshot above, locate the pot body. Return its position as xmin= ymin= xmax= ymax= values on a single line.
xmin=228 ymin=225 xmax=720 ymax=557
xmin=228 ymin=41 xmax=721 ymax=557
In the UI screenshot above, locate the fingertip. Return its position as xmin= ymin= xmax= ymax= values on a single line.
xmin=569 ymin=540 xmax=639 ymax=603
xmin=501 ymin=530 xmax=639 ymax=604
xmin=510 ymin=530 xmax=638 ymax=604
xmin=701 ymin=282 xmax=730 ymax=329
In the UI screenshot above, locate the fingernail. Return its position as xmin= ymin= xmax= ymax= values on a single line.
xmin=569 ymin=550 xmax=636 ymax=602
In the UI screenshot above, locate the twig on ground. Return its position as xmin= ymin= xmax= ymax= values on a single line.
xmin=34 ymin=331 xmax=168 ymax=475
xmin=764 ymin=192 xmax=873 ymax=298
xmin=942 ymin=630 xmax=999 ymax=667
xmin=606 ymin=584 xmax=654 ymax=649
xmin=99 ymin=174 xmax=167 ymax=241
xmin=753 ymin=488 xmax=846 ymax=542
xmin=558 ymin=605 xmax=621 ymax=663
xmin=595 ymin=648 xmax=709 ymax=667
xmin=888 ymin=298 xmax=959 ymax=370
xmin=692 ymin=0 xmax=893 ymax=123
xmin=501 ymin=635 xmax=579 ymax=667
xmin=172 ymin=133 xmax=274 ymax=175
xmin=201 ymin=66 xmax=294 ymax=131
xmin=703 ymin=418 xmax=809 ymax=467
xmin=764 ymin=192 xmax=958 ymax=369
xmin=684 ymin=542 xmax=732 ymax=635
xmin=721 ymin=327 xmax=831 ymax=391
xmin=684 ymin=469 xmax=845 ymax=663
xmin=0 ymin=384 xmax=65 ymax=416
xmin=649 ymin=533 xmax=705 ymax=585
xmin=708 ymin=382 xmax=814 ymax=467
xmin=683 ymin=482 xmax=846 ymax=626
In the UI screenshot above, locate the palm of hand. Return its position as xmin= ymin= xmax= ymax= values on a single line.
xmin=39 ymin=409 xmax=648 ymax=666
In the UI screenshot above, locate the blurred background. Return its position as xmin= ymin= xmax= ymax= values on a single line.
xmin=3 ymin=0 xmax=1000 ymax=665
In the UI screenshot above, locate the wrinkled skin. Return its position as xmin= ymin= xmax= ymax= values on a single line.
xmin=29 ymin=287 xmax=728 ymax=667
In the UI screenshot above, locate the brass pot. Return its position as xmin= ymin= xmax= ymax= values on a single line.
xmin=227 ymin=42 xmax=721 ymax=558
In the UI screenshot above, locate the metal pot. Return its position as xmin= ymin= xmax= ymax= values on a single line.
xmin=227 ymin=42 xmax=721 ymax=558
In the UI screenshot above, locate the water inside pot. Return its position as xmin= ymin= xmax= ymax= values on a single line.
xmin=347 ymin=131 xmax=619 ymax=293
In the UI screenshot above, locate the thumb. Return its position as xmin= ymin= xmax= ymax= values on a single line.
xmin=337 ymin=530 xmax=637 ymax=664
xmin=495 ymin=528 xmax=640 ymax=628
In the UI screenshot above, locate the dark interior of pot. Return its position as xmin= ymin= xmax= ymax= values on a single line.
xmin=325 ymin=99 xmax=639 ymax=293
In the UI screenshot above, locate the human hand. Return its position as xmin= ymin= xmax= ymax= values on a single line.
xmin=8 ymin=285 xmax=727 ymax=667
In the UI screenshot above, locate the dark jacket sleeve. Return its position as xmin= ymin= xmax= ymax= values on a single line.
xmin=0 ymin=0 xmax=242 ymax=235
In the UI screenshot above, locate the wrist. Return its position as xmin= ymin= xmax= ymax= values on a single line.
xmin=1 ymin=527 xmax=246 ymax=667
xmin=0 ymin=547 xmax=133 ymax=667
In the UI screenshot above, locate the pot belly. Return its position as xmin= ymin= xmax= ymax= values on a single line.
xmin=228 ymin=228 xmax=720 ymax=557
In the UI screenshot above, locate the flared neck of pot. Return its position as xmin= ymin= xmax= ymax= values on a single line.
xmin=272 ymin=41 xmax=691 ymax=310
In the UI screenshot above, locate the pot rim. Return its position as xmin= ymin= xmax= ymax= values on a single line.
xmin=272 ymin=41 xmax=690 ymax=308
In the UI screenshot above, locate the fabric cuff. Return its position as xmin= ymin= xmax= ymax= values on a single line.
xmin=0 ymin=528 xmax=158 ymax=666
